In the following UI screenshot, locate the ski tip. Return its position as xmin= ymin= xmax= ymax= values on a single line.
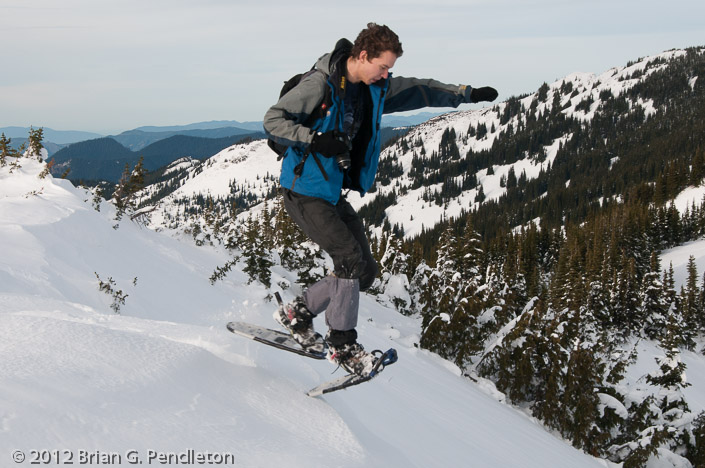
xmin=274 ymin=291 xmax=283 ymax=305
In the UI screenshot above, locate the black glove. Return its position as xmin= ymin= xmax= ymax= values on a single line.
xmin=465 ymin=86 xmax=498 ymax=103
xmin=310 ymin=131 xmax=349 ymax=157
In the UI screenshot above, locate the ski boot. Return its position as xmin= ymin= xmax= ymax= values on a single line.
xmin=274 ymin=296 xmax=325 ymax=354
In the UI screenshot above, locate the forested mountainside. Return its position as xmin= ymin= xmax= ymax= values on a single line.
xmin=363 ymin=48 xmax=704 ymax=242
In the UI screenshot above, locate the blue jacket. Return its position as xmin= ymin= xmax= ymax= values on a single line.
xmin=263 ymin=39 xmax=471 ymax=205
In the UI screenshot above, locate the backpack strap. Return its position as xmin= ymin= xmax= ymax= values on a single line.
xmin=268 ymin=67 xmax=333 ymax=161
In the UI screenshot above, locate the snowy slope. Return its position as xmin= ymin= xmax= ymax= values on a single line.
xmin=0 ymin=161 xmax=618 ymax=466
xmin=659 ymin=183 xmax=705 ymax=289
xmin=143 ymin=139 xmax=281 ymax=233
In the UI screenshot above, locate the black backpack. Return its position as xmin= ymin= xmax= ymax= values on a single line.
xmin=267 ymin=68 xmax=333 ymax=160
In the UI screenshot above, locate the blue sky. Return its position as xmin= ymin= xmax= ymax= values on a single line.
xmin=2 ymin=0 xmax=704 ymax=134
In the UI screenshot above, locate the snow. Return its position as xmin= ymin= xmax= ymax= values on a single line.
xmin=661 ymin=238 xmax=705 ymax=291
xmin=597 ymin=393 xmax=629 ymax=419
xmin=162 ymin=156 xmax=199 ymax=176
xmin=173 ymin=140 xmax=279 ymax=199
xmin=646 ymin=449 xmax=694 ymax=468
xmin=1 ymin=159 xmax=612 ymax=467
xmin=617 ymin=337 xmax=705 ymax=418
xmin=689 ymin=76 xmax=698 ymax=91
xmin=145 ymin=139 xmax=282 ymax=232
xmin=672 ymin=184 xmax=705 ymax=214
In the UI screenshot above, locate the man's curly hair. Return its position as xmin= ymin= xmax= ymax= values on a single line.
xmin=351 ymin=23 xmax=404 ymax=60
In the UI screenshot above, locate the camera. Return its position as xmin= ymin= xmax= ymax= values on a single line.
xmin=333 ymin=131 xmax=352 ymax=170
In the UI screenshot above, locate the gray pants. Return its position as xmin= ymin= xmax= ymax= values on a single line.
xmin=282 ymin=189 xmax=378 ymax=335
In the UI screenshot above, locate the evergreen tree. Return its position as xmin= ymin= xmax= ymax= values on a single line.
xmin=682 ymin=255 xmax=703 ymax=345
xmin=641 ymin=251 xmax=668 ymax=339
xmin=458 ymin=216 xmax=484 ymax=288
xmin=0 ymin=133 xmax=18 ymax=167
xmin=700 ymin=271 xmax=705 ymax=331
xmin=273 ymin=196 xmax=299 ymax=270
xmin=561 ymin=341 xmax=605 ymax=454
xmin=27 ymin=126 xmax=44 ymax=161
xmin=420 ymin=225 xmax=460 ymax=358
xmin=113 ymin=156 xmax=146 ymax=225
xmin=259 ymin=199 xmax=275 ymax=251
xmin=380 ymin=231 xmax=409 ymax=277
xmin=241 ymin=214 xmax=274 ymax=288
xmin=663 ymin=262 xmax=678 ymax=310
xmin=689 ymin=412 xmax=705 ymax=467
xmin=294 ymin=238 xmax=326 ymax=289
xmin=377 ymin=231 xmax=412 ymax=314
xmin=611 ymin=255 xmax=640 ymax=335
xmin=2 ymin=131 xmax=27 ymax=172
xmin=647 ymin=342 xmax=690 ymax=391
xmin=643 ymin=330 xmax=693 ymax=465
xmin=409 ymin=259 xmax=432 ymax=315
xmin=585 ymin=248 xmax=612 ymax=328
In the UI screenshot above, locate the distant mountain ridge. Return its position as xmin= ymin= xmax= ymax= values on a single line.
xmin=2 ymin=113 xmax=436 ymax=150
xmin=49 ymin=132 xmax=264 ymax=182
xmin=131 ymin=120 xmax=264 ymax=133
xmin=110 ymin=126 xmax=258 ymax=151
xmin=34 ymin=111 xmax=436 ymax=182
xmin=381 ymin=111 xmax=446 ymax=127
xmin=129 ymin=116 xmax=436 ymax=133
xmin=0 ymin=126 xmax=103 ymax=146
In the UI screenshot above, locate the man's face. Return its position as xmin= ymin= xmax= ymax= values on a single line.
xmin=357 ymin=50 xmax=398 ymax=85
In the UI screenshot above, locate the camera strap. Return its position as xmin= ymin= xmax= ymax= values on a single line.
xmin=292 ymin=150 xmax=329 ymax=191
